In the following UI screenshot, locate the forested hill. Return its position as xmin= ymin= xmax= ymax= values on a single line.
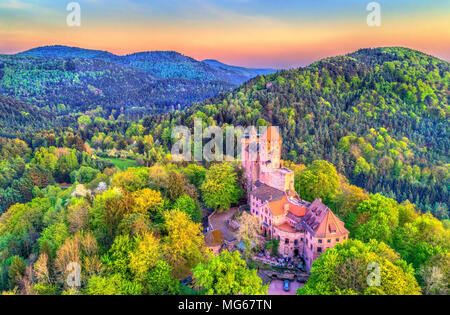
xmin=202 ymin=59 xmax=276 ymax=83
xmin=0 ymin=97 xmax=59 ymax=137
xmin=4 ymin=46 xmax=276 ymax=114
xmin=147 ymin=47 xmax=449 ymax=213
xmin=19 ymin=46 xmax=276 ymax=84
xmin=0 ymin=53 xmax=234 ymax=115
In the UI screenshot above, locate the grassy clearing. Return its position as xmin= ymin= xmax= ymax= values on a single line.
xmin=102 ymin=157 xmax=137 ymax=171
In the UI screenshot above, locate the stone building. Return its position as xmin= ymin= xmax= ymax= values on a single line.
xmin=242 ymin=127 xmax=349 ymax=272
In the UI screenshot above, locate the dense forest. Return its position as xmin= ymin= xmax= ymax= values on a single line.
xmin=0 ymin=54 xmax=235 ymax=115
xmin=0 ymin=46 xmax=448 ymax=295
xmin=0 ymin=137 xmax=448 ymax=295
xmin=0 ymin=45 xmax=275 ymax=116
xmin=20 ymin=46 xmax=276 ymax=85
xmin=0 ymin=97 xmax=60 ymax=137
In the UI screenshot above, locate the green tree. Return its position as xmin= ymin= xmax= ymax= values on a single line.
xmin=295 ymin=160 xmax=339 ymax=205
xmin=353 ymin=194 xmax=399 ymax=244
xmin=201 ymin=163 xmax=243 ymax=212
xmin=193 ymin=250 xmax=267 ymax=295
xmin=8 ymin=256 xmax=25 ymax=289
xmin=173 ymin=194 xmax=202 ymax=223
xmin=86 ymin=274 xmax=143 ymax=295
xmin=70 ymin=166 xmax=99 ymax=184
xmin=183 ymin=164 xmax=207 ymax=188
xmin=166 ymin=171 xmax=186 ymax=202
xmin=129 ymin=233 xmax=161 ymax=281
xmin=354 ymin=157 xmax=371 ymax=176
xmin=163 ymin=209 xmax=205 ymax=277
xmin=334 ymin=183 xmax=368 ymax=221
xmin=298 ymin=239 xmax=421 ymax=295
xmin=132 ymin=188 xmax=164 ymax=217
xmin=107 ymin=234 xmax=135 ymax=277
xmin=38 ymin=222 xmax=70 ymax=258
xmin=144 ymin=260 xmax=179 ymax=295
xmin=77 ymin=115 xmax=92 ymax=128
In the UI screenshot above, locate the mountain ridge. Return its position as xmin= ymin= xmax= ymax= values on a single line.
xmin=0 ymin=45 xmax=278 ymax=113
xmin=18 ymin=45 xmax=277 ymax=84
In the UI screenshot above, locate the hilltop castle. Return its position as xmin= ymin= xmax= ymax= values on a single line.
xmin=241 ymin=127 xmax=349 ymax=272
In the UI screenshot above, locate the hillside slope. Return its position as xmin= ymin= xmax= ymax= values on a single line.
xmin=147 ymin=47 xmax=449 ymax=213
xmin=202 ymin=59 xmax=276 ymax=83
xmin=0 ymin=96 xmax=58 ymax=137
xmin=19 ymin=45 xmax=276 ymax=85
xmin=19 ymin=45 xmax=116 ymax=60
xmin=0 ymin=54 xmax=233 ymax=114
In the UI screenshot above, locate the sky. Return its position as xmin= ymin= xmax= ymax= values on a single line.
xmin=0 ymin=0 xmax=449 ymax=68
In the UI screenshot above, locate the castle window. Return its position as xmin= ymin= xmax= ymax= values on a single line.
xmin=294 ymin=240 xmax=298 ymax=246
xmin=285 ymin=238 xmax=289 ymax=244
xmin=301 ymin=238 xmax=304 ymax=242
xmin=317 ymin=247 xmax=322 ymax=253
xmin=336 ymin=238 xmax=340 ymax=242
xmin=318 ymin=239 xmax=322 ymax=244
xmin=344 ymin=236 xmax=347 ymax=240
xmin=327 ymin=239 xmax=331 ymax=243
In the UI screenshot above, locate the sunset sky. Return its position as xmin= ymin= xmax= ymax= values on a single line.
xmin=0 ymin=0 xmax=449 ymax=68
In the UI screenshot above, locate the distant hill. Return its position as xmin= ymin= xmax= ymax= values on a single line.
xmin=0 ymin=51 xmax=232 ymax=114
xmin=19 ymin=45 xmax=117 ymax=60
xmin=19 ymin=46 xmax=276 ymax=84
xmin=147 ymin=47 xmax=449 ymax=214
xmin=16 ymin=45 xmax=276 ymax=97
xmin=2 ymin=45 xmax=278 ymax=114
xmin=203 ymin=59 xmax=276 ymax=82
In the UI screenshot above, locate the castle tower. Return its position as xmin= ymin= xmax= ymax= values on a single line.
xmin=259 ymin=126 xmax=282 ymax=169
xmin=241 ymin=128 xmax=260 ymax=193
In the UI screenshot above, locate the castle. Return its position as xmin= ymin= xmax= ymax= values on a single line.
xmin=241 ymin=127 xmax=349 ymax=272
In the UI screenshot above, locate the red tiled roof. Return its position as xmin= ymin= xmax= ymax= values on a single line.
xmin=267 ymin=194 xmax=308 ymax=218
xmin=267 ymin=195 xmax=288 ymax=216
xmin=275 ymin=222 xmax=296 ymax=233
xmin=289 ymin=203 xmax=307 ymax=217
xmin=302 ymin=199 xmax=349 ymax=238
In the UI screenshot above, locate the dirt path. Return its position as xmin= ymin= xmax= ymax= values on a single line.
xmin=209 ymin=208 xmax=239 ymax=241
